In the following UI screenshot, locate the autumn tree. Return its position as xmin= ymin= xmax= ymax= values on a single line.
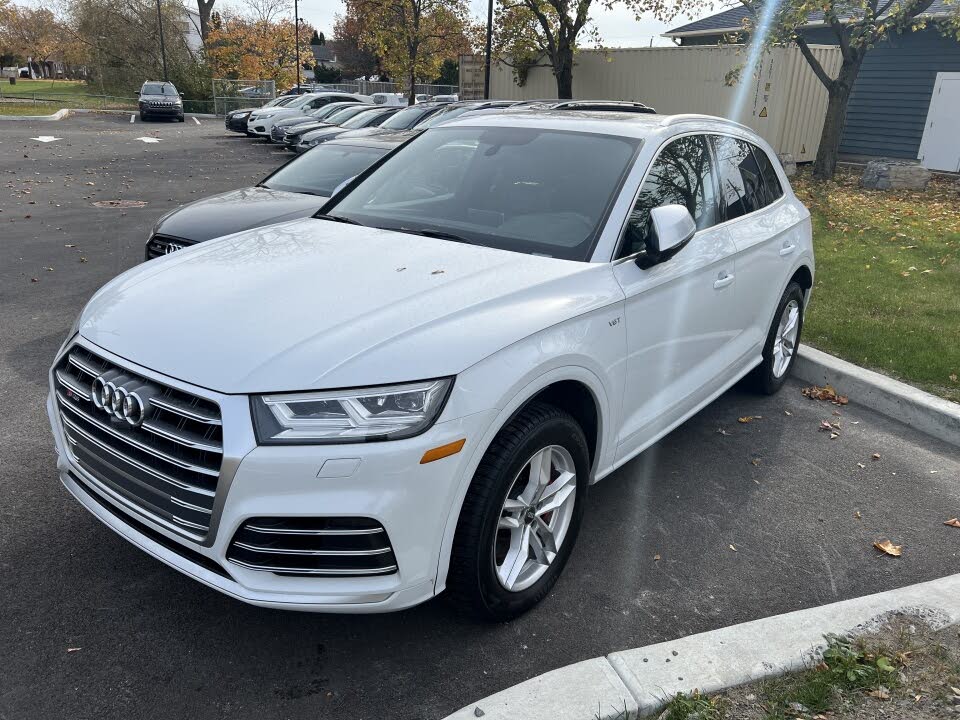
xmin=197 ymin=0 xmax=216 ymax=43
xmin=2 ymin=4 xmax=63 ymax=77
xmin=331 ymin=8 xmax=380 ymax=78
xmin=735 ymin=0 xmax=960 ymax=180
xmin=347 ymin=0 xmax=473 ymax=103
xmin=68 ymin=0 xmax=207 ymax=96
xmin=493 ymin=0 xmax=692 ymax=99
xmin=206 ymin=13 xmax=315 ymax=89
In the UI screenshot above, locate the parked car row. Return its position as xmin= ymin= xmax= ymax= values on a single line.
xmin=49 ymin=97 xmax=814 ymax=621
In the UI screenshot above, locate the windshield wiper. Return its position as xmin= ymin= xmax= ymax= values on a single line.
xmin=399 ymin=227 xmax=472 ymax=244
xmin=315 ymin=213 xmax=364 ymax=226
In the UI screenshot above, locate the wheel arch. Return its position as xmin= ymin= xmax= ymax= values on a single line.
xmin=433 ymin=366 xmax=610 ymax=594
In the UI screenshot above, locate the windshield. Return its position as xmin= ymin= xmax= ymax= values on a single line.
xmin=379 ymin=105 xmax=433 ymax=130
xmin=287 ymin=94 xmax=314 ymax=109
xmin=326 ymin=126 xmax=640 ymax=261
xmin=143 ymin=83 xmax=173 ymax=95
xmin=312 ymin=103 xmax=354 ymax=119
xmin=262 ymin=144 xmax=389 ymax=196
xmin=325 ymin=105 xmax=374 ymax=124
xmin=341 ymin=109 xmax=389 ymax=129
xmin=417 ymin=105 xmax=477 ymax=128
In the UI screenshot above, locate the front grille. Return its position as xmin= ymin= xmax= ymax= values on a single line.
xmin=146 ymin=234 xmax=195 ymax=260
xmin=227 ymin=517 xmax=398 ymax=577
xmin=148 ymin=101 xmax=177 ymax=107
xmin=54 ymin=345 xmax=223 ymax=539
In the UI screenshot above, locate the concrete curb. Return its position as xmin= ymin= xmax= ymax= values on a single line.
xmin=444 ymin=574 xmax=960 ymax=720
xmin=70 ymin=109 xmax=220 ymax=119
xmin=794 ymin=345 xmax=960 ymax=447
xmin=0 ymin=108 xmax=69 ymax=121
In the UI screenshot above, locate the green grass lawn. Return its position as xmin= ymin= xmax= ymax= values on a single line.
xmin=793 ymin=168 xmax=960 ymax=403
xmin=0 ymin=79 xmax=137 ymax=109
xmin=0 ymin=103 xmax=68 ymax=116
xmin=0 ymin=78 xmax=92 ymax=95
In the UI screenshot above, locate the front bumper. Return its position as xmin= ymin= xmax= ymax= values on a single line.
xmin=142 ymin=104 xmax=183 ymax=116
xmin=47 ymin=338 xmax=494 ymax=612
xmin=226 ymin=115 xmax=251 ymax=133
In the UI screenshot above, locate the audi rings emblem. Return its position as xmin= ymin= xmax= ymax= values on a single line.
xmin=91 ymin=374 xmax=149 ymax=427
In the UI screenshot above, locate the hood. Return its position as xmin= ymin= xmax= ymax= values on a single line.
xmin=275 ymin=115 xmax=318 ymax=128
xmin=154 ymin=186 xmax=324 ymax=243
xmin=78 ymin=220 xmax=620 ymax=393
xmin=301 ymin=127 xmax=349 ymax=142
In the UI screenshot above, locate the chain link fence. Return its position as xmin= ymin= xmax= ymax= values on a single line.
xmin=212 ymin=79 xmax=276 ymax=116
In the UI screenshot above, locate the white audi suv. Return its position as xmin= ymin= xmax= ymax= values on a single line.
xmin=48 ymin=109 xmax=814 ymax=620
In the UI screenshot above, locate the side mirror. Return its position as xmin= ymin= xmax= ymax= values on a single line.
xmin=648 ymin=204 xmax=696 ymax=254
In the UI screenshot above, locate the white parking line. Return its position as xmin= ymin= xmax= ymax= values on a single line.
xmin=192 ymin=117 xmax=201 ymax=125
xmin=130 ymin=114 xmax=135 ymax=123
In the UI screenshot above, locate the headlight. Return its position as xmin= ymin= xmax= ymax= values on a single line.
xmin=174 ymin=98 xmax=182 ymax=105
xmin=251 ymin=378 xmax=453 ymax=444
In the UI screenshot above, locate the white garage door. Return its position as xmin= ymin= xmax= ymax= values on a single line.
xmin=919 ymin=72 xmax=960 ymax=172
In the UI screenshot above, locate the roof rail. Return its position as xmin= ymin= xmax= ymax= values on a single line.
xmin=660 ymin=113 xmax=752 ymax=131
xmin=551 ymin=100 xmax=657 ymax=114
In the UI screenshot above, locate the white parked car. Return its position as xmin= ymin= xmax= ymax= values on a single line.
xmin=371 ymin=92 xmax=407 ymax=106
xmin=247 ymin=91 xmax=372 ymax=137
xmin=48 ymin=110 xmax=813 ymax=619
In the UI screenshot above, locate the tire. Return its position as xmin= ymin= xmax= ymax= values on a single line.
xmin=139 ymin=110 xmax=147 ymax=121
xmin=447 ymin=402 xmax=589 ymax=621
xmin=750 ymin=281 xmax=805 ymax=394
xmin=177 ymin=115 xmax=185 ymax=123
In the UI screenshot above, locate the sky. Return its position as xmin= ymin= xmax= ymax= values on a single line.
xmin=223 ymin=0 xmax=709 ymax=48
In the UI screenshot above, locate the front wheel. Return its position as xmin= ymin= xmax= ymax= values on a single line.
xmin=751 ymin=281 xmax=805 ymax=394
xmin=447 ymin=402 xmax=589 ymax=621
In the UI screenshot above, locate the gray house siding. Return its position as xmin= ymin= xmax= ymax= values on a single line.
xmin=838 ymin=29 xmax=960 ymax=158
xmin=678 ymin=27 xmax=960 ymax=159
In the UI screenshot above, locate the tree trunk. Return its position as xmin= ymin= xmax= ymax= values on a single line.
xmin=408 ymin=64 xmax=416 ymax=106
xmin=554 ymin=43 xmax=573 ymax=99
xmin=812 ymin=57 xmax=863 ymax=181
xmin=196 ymin=0 xmax=215 ymax=42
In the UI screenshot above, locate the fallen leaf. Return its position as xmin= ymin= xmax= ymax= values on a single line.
xmin=951 ymin=686 xmax=960 ymax=696
xmin=802 ymin=384 xmax=848 ymax=405
xmin=944 ymin=518 xmax=960 ymax=528
xmin=819 ymin=420 xmax=834 ymax=431
xmin=872 ymin=453 xmax=881 ymax=460
xmin=729 ymin=544 xmax=737 ymax=552
xmin=854 ymin=511 xmax=862 ymax=519
xmin=751 ymin=458 xmax=761 ymax=466
xmin=64 ymin=243 xmax=76 ymax=248
xmin=784 ymin=410 xmax=792 ymax=416
xmin=653 ymin=554 xmax=661 ymax=561
xmin=716 ymin=427 xmax=731 ymax=436
xmin=873 ymin=540 xmax=902 ymax=557
xmin=431 ymin=269 xmax=445 ymax=275
xmin=868 ymin=687 xmax=890 ymax=700
xmin=67 ymin=647 xmax=81 ymax=652
xmin=830 ymin=432 xmax=839 ymax=439
xmin=950 ymin=374 xmax=958 ymax=383
xmin=857 ymin=462 xmax=865 ymax=468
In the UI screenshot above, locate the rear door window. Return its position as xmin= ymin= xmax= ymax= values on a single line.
xmin=711 ymin=135 xmax=764 ymax=221
xmin=750 ymin=144 xmax=784 ymax=207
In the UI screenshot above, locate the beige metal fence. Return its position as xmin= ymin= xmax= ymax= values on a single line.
xmin=463 ymin=45 xmax=842 ymax=161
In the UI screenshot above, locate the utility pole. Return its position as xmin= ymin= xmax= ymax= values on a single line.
xmin=155 ymin=0 xmax=169 ymax=81
xmin=483 ymin=0 xmax=493 ymax=99
xmin=294 ymin=0 xmax=301 ymax=90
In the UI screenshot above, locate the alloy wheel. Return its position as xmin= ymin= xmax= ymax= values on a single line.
xmin=493 ymin=445 xmax=578 ymax=592
xmin=772 ymin=299 xmax=800 ymax=378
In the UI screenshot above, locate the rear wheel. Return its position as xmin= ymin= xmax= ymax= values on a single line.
xmin=447 ymin=402 xmax=589 ymax=621
xmin=751 ymin=281 xmax=805 ymax=394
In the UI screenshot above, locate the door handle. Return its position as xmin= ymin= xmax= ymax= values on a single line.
xmin=779 ymin=242 xmax=797 ymax=257
xmin=713 ymin=271 xmax=735 ymax=289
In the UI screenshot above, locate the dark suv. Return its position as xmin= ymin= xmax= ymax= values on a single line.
xmin=138 ymin=81 xmax=184 ymax=122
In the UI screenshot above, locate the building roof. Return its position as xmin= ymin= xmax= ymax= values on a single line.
xmin=665 ymin=0 xmax=953 ymax=37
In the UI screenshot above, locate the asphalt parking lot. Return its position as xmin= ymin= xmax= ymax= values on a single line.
xmin=2 ymin=113 xmax=959 ymax=720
